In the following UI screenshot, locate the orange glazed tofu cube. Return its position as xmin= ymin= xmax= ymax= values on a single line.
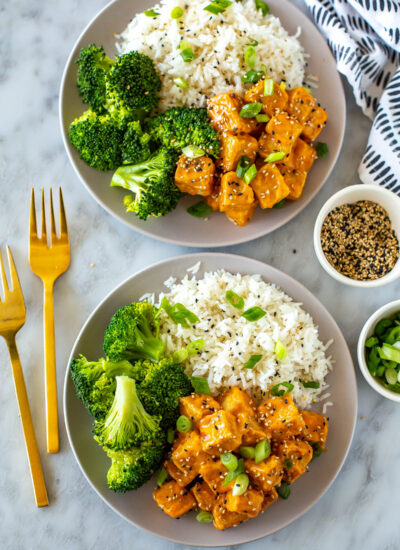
xmin=279 ymin=166 xmax=307 ymax=201
xmin=258 ymin=132 xmax=287 ymax=160
xmin=220 ymin=386 xmax=256 ymax=418
xmin=199 ymin=410 xmax=242 ymax=454
xmin=180 ymin=394 xmax=220 ymax=427
xmin=302 ymin=105 xmax=328 ymax=142
xmin=219 ymin=172 xmax=256 ymax=209
xmin=218 ymin=133 xmax=258 ymax=172
xmin=164 ymin=458 xmax=198 ymax=487
xmin=286 ymin=87 xmax=316 ymax=124
xmin=212 ymin=497 xmax=248 ymax=530
xmin=301 ymin=410 xmax=329 ymax=448
xmin=276 ymin=439 xmax=313 ymax=483
xmin=261 ymin=488 xmax=279 ymax=511
xmin=250 ymin=163 xmax=290 ymax=209
xmin=265 ymin=113 xmax=303 ymax=155
xmin=204 ymin=186 xmax=221 ymax=211
xmin=200 ymin=458 xmax=233 ymax=494
xmin=244 ymin=79 xmax=288 ymax=117
xmin=174 ymin=154 xmax=215 ymax=196
xmin=225 ymin=487 xmax=264 ymax=518
xmin=257 ymin=395 xmax=306 ymax=439
xmin=171 ymin=430 xmax=209 ymax=474
xmin=207 ymin=92 xmax=258 ymax=135
xmin=153 ymin=480 xmax=196 ymax=519
xmin=239 ymin=415 xmax=268 ymax=446
xmin=224 ymin=203 xmax=257 ymax=227
xmin=284 ymin=138 xmax=317 ymax=173
xmin=191 ymin=480 xmax=216 ymax=511
xmin=244 ymin=455 xmax=284 ymax=492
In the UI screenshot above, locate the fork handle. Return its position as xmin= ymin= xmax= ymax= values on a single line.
xmin=7 ymin=336 xmax=49 ymax=507
xmin=44 ymin=281 xmax=59 ymax=454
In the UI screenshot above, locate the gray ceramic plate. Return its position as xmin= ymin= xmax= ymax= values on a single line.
xmin=59 ymin=0 xmax=346 ymax=248
xmin=64 ymin=253 xmax=357 ymax=546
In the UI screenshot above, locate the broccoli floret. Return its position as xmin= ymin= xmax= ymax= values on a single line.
xmin=121 ymin=121 xmax=152 ymax=164
xmin=94 ymin=375 xmax=162 ymax=450
xmin=106 ymin=437 xmax=165 ymax=492
xmin=68 ymin=109 xmax=124 ymax=171
xmin=107 ymin=51 xmax=161 ymax=119
xmin=111 ymin=148 xmax=180 ymax=220
xmin=137 ymin=357 xmax=193 ymax=429
xmin=146 ymin=106 xmax=220 ymax=158
xmin=70 ymin=355 xmax=136 ymax=420
xmin=76 ymin=44 xmax=114 ymax=113
xmin=103 ymin=302 xmax=166 ymax=363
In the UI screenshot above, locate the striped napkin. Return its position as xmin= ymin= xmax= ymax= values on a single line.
xmin=303 ymin=0 xmax=400 ymax=194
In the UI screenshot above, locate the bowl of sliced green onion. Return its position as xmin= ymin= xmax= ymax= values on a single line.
xmin=358 ymin=299 xmax=400 ymax=402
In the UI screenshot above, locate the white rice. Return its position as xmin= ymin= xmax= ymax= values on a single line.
xmin=117 ymin=0 xmax=307 ymax=110
xmin=153 ymin=269 xmax=333 ymax=408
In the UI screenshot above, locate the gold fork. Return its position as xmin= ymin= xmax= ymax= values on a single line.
xmin=0 ymin=247 xmax=48 ymax=507
xmin=29 ymin=188 xmax=70 ymax=454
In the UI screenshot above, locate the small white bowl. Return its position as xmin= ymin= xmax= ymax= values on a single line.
xmin=313 ymin=184 xmax=400 ymax=287
xmin=357 ymin=299 xmax=400 ymax=402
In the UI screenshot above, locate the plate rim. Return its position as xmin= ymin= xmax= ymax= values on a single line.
xmin=58 ymin=0 xmax=346 ymax=248
xmin=63 ymin=251 xmax=357 ymax=546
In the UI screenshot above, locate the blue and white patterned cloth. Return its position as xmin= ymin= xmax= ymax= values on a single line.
xmin=303 ymin=0 xmax=400 ymax=194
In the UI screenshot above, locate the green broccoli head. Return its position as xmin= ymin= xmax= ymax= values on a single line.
xmin=121 ymin=121 xmax=152 ymax=165
xmin=105 ymin=436 xmax=165 ymax=492
xmin=111 ymin=148 xmax=180 ymax=220
xmin=146 ymin=106 xmax=220 ymax=158
xmin=76 ymin=44 xmax=114 ymax=113
xmin=103 ymin=302 xmax=166 ymax=363
xmin=68 ymin=109 xmax=124 ymax=171
xmin=70 ymin=355 xmax=136 ymax=420
xmin=94 ymin=375 xmax=162 ymax=450
xmin=137 ymin=357 xmax=193 ymax=429
xmin=107 ymin=51 xmax=161 ymax=118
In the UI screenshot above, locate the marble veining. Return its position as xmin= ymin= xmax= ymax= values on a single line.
xmin=1 ymin=0 xmax=399 ymax=549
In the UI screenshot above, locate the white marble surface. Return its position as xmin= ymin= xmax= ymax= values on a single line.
xmin=1 ymin=0 xmax=400 ymax=548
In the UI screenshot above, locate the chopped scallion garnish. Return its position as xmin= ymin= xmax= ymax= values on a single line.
xmin=161 ymin=297 xmax=200 ymax=327
xmin=284 ymin=459 xmax=293 ymax=469
xmin=255 ymin=0 xmax=270 ymax=16
xmin=256 ymin=113 xmax=269 ymax=122
xmin=277 ymin=481 xmax=290 ymax=499
xmin=173 ymin=77 xmax=189 ymax=89
xmin=182 ymin=144 xmax=205 ymax=158
xmin=232 ymin=473 xmax=249 ymax=496
xmin=187 ymin=339 xmax=206 ymax=356
xmin=273 ymin=199 xmax=286 ymax=208
xmin=241 ymin=69 xmax=265 ymax=83
xmin=156 ymin=466 xmax=168 ymax=486
xmin=144 ymin=9 xmax=159 ymax=16
xmin=225 ymin=290 xmax=245 ymax=309
xmin=242 ymin=306 xmax=266 ymax=321
xmin=315 ymin=142 xmax=329 ymax=158
xmin=236 ymin=155 xmax=252 ymax=178
xmin=204 ymin=0 xmax=232 ymax=14
xmin=187 ymin=201 xmax=213 ymax=218
xmin=265 ymin=151 xmax=286 ymax=163
xmin=171 ymin=6 xmax=184 ymax=18
xmin=274 ymin=339 xmax=288 ymax=360
xmin=191 ymin=376 xmax=211 ymax=395
xmin=176 ymin=415 xmax=192 ymax=433
xmin=243 ymin=354 xmax=262 ymax=369
xmin=223 ymin=458 xmax=244 ymax=487
xmin=221 ymin=452 xmax=239 ymax=472
xmin=167 ymin=428 xmax=175 ymax=444
xmin=246 ymin=38 xmax=259 ymax=46
xmin=255 ymin=439 xmax=271 ymax=463
xmin=244 ymin=46 xmax=257 ymax=69
xmin=196 ymin=511 xmax=213 ymax=523
xmin=301 ymin=380 xmax=320 ymax=389
xmin=279 ymin=81 xmax=287 ymax=91
xmin=263 ymin=78 xmax=274 ymax=96
xmin=180 ymin=47 xmax=196 ymax=62
xmin=270 ymin=381 xmax=293 ymax=396
xmin=243 ymin=163 xmax=257 ymax=184
xmin=239 ymin=446 xmax=255 ymax=459
xmin=240 ymin=102 xmax=262 ymax=118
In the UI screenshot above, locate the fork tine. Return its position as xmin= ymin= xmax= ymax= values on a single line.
xmin=49 ymin=188 xmax=57 ymax=245
xmin=41 ymin=188 xmax=47 ymax=240
xmin=59 ymin=188 xmax=68 ymax=238
xmin=30 ymin=189 xmax=38 ymax=239
xmin=0 ymin=249 xmax=10 ymax=298
xmin=7 ymin=247 xmax=22 ymax=295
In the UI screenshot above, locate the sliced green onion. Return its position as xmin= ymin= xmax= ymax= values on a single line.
xmin=221 ymin=452 xmax=239 ymax=472
xmin=239 ymin=446 xmax=256 ymax=459
xmin=236 ymin=156 xmax=252 ymax=178
xmin=196 ymin=510 xmax=213 ymax=523
xmin=174 ymin=77 xmax=189 ymax=89
xmin=284 ymin=459 xmax=293 ymax=469
xmin=180 ymin=47 xmax=196 ymax=62
xmin=246 ymin=38 xmax=259 ymax=46
xmin=232 ymin=473 xmax=249 ymax=496
xmin=171 ymin=6 xmax=184 ymax=18
xmin=375 ymin=318 xmax=393 ymax=336
xmin=187 ymin=201 xmax=213 ymax=218
xmin=274 ymin=339 xmax=288 ymax=360
xmin=144 ymin=9 xmax=159 ymax=16
xmin=161 ymin=297 xmax=200 ymax=327
xmin=279 ymin=81 xmax=287 ymax=91
xmin=256 ymin=113 xmax=270 ymax=122
xmin=176 ymin=415 xmax=192 ymax=433
xmin=385 ymin=368 xmax=398 ymax=385
xmin=270 ymin=381 xmax=294 ymax=397
xmin=386 ymin=326 xmax=400 ymax=344
xmin=244 ymin=164 xmax=257 ymax=184
xmin=187 ymin=339 xmax=206 ymax=356
xmin=167 ymin=429 xmax=175 ymax=444
xmin=173 ymin=348 xmax=189 ymax=362
xmin=241 ymin=69 xmax=265 ymax=84
xmin=301 ymin=380 xmax=320 ymax=389
xmin=242 ymin=306 xmax=266 ymax=321
xmin=244 ymin=46 xmax=257 ymax=69
xmin=239 ymin=102 xmax=262 ymax=118
xmin=255 ymin=0 xmax=270 ymax=16
xmin=223 ymin=458 xmax=244 ymax=487
xmin=365 ymin=336 xmax=380 ymax=348
xmin=225 ymin=290 xmax=245 ymax=309
xmin=315 ymin=142 xmax=329 ymax=158
xmin=182 ymin=144 xmax=205 ymax=158
xmin=311 ymin=442 xmax=322 ymax=459
xmin=243 ymin=354 xmax=263 ymax=369
xmin=263 ymin=78 xmax=274 ymax=96
xmin=273 ymin=199 xmax=286 ymax=208
xmin=366 ymin=346 xmax=380 ymax=376
xmin=255 ymin=439 xmax=271 ymax=463
xmin=157 ymin=466 xmax=168 ymax=486
xmin=376 ymin=365 xmax=385 ymax=377
xmin=204 ymin=3 xmax=224 ymax=13
xmin=190 ymin=376 xmax=211 ymax=395
xmin=276 ymin=481 xmax=290 ymax=499
xmin=265 ymin=151 xmax=286 ymax=163
xmin=379 ymin=344 xmax=400 ymax=363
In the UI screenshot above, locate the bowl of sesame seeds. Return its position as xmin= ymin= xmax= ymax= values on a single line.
xmin=313 ymin=184 xmax=400 ymax=287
